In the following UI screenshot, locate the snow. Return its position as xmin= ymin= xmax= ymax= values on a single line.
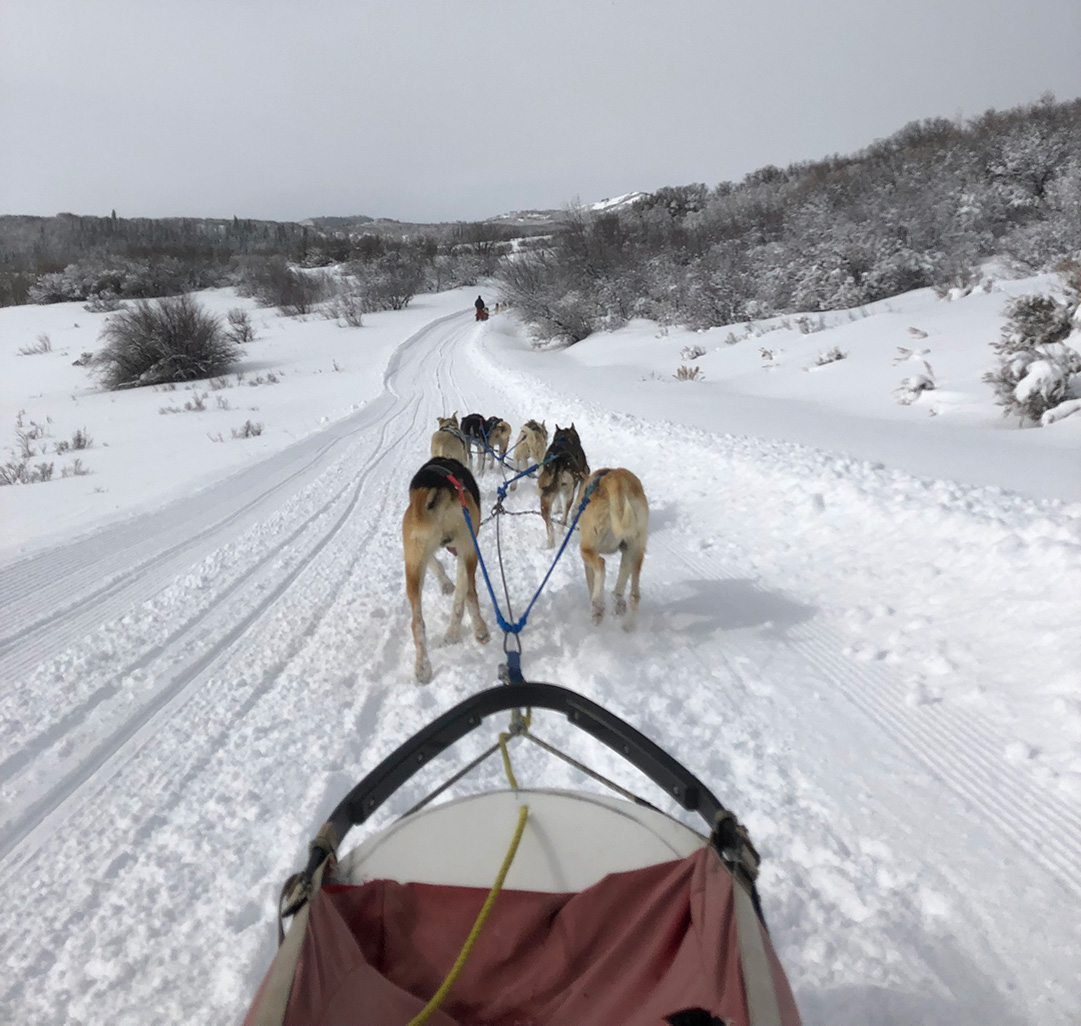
xmin=587 ymin=191 xmax=648 ymax=212
xmin=1015 ymin=358 xmax=1065 ymax=402
xmin=0 ymin=275 xmax=1079 ymax=1025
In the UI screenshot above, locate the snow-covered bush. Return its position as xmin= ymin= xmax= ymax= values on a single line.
xmin=28 ymin=256 xmax=222 ymax=305
xmin=241 ymin=258 xmax=329 ymax=316
xmin=83 ymin=292 xmax=126 ymax=313
xmin=348 ymin=253 xmax=424 ymax=312
xmin=892 ymin=347 xmax=937 ymax=405
xmin=232 ymin=420 xmax=264 ymax=438
xmin=97 ymin=294 xmax=239 ymax=390
xmin=983 ymin=291 xmax=1081 ymax=424
xmin=808 ymin=346 xmax=848 ymax=368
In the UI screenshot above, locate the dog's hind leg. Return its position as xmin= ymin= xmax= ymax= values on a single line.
xmin=540 ymin=490 xmax=557 ymax=549
xmin=613 ymin=543 xmax=645 ymax=631
xmin=464 ymin=549 xmax=490 ymax=645
xmin=581 ymin=547 xmax=606 ymax=624
xmin=405 ymin=558 xmax=432 ymax=683
xmin=427 ymin=553 xmax=455 ymax=595
xmin=444 ymin=554 xmax=467 ymax=645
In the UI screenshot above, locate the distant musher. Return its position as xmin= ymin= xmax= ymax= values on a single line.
xmin=474 ymin=294 xmax=489 ymax=322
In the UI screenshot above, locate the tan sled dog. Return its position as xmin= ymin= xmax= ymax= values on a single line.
xmin=430 ymin=414 xmax=468 ymax=464
xmin=509 ymin=420 xmax=548 ymax=491
xmin=402 ymin=457 xmax=489 ymax=683
xmin=485 ymin=417 xmax=512 ymax=473
xmin=537 ymin=423 xmax=590 ymax=548
xmin=578 ymin=468 xmax=648 ymax=630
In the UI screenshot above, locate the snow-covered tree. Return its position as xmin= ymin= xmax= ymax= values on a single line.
xmin=984 ymin=290 xmax=1081 ymax=424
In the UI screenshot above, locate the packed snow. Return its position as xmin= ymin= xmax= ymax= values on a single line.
xmin=0 ymin=275 xmax=1079 ymax=1025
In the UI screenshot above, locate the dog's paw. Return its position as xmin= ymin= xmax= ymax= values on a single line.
xmin=591 ymin=602 xmax=605 ymax=625
xmin=613 ymin=595 xmax=627 ymax=617
xmin=475 ymin=624 xmax=490 ymax=644
xmin=443 ymin=627 xmax=463 ymax=645
xmin=415 ymin=657 xmax=433 ymax=684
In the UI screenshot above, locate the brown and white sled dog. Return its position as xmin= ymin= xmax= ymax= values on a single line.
xmin=578 ymin=468 xmax=649 ymax=630
xmin=402 ymin=457 xmax=490 ymax=683
xmin=537 ymin=423 xmax=590 ymax=548
xmin=509 ymin=419 xmax=548 ymax=491
xmin=430 ymin=414 xmax=468 ymax=465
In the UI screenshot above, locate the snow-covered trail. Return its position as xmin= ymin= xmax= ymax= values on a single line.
xmin=0 ymin=309 xmax=1077 ymax=1025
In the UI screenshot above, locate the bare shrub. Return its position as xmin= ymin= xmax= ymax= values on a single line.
xmin=1 ymin=411 xmax=57 ymax=484
xmin=242 ymin=258 xmax=328 ymax=316
xmin=14 ymin=411 xmax=47 ymax=459
xmin=680 ymin=344 xmax=706 ymax=360
xmin=72 ymin=351 xmax=95 ymax=367
xmin=97 ymin=294 xmax=238 ymax=389
xmin=60 ymin=458 xmax=89 ymax=478
xmin=329 ymin=287 xmax=364 ymax=327
xmin=674 ymin=364 xmax=703 ymax=380
xmin=17 ymin=334 xmax=52 ymax=356
xmin=232 ymin=419 xmax=263 ymax=438
xmin=226 ymin=308 xmax=255 ymax=344
xmin=807 ymin=346 xmax=848 ymax=368
xmin=54 ymin=428 xmax=93 ymax=454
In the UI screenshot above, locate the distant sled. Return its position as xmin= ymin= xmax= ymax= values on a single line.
xmin=244 ymin=682 xmax=801 ymax=1025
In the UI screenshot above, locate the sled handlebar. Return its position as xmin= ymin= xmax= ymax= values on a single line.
xmin=285 ymin=682 xmax=764 ymax=932
xmin=327 ymin=681 xmax=728 ymax=846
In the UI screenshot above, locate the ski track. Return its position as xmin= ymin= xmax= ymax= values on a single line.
xmin=0 ymin=309 xmax=1077 ymax=1025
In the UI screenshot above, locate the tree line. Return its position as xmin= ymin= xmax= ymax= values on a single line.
xmin=496 ymin=94 xmax=1081 ymax=342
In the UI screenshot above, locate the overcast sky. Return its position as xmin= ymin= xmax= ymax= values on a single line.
xmin=3 ymin=0 xmax=1080 ymax=224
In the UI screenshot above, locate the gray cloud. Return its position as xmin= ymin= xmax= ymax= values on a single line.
xmin=3 ymin=0 xmax=1079 ymax=221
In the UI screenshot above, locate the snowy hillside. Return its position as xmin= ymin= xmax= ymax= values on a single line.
xmin=0 ymin=278 xmax=1079 ymax=1025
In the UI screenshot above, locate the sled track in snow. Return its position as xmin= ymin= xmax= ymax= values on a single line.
xmin=0 ymin=313 xmax=467 ymax=877
xmin=467 ymin=330 xmax=1081 ymax=902
xmin=0 ymin=427 xmax=359 ymax=684
xmin=0 ymin=417 xmax=408 ymax=873
xmin=659 ymin=485 xmax=1081 ymax=901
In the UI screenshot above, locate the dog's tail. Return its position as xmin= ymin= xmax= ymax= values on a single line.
xmin=611 ymin=478 xmax=649 ymax=542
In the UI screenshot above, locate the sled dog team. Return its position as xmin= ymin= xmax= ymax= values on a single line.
xmin=403 ymin=413 xmax=649 ymax=683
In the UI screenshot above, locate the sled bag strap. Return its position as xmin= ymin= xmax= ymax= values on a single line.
xmin=249 ymin=822 xmax=337 ymax=1026
xmin=734 ymin=876 xmax=783 ymax=1026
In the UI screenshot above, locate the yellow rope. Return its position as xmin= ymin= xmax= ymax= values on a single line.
xmin=498 ymin=732 xmax=519 ymax=789
xmin=406 ymin=803 xmax=530 ymax=1026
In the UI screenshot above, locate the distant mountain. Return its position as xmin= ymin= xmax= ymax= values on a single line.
xmin=587 ymin=192 xmax=648 ymax=213
xmin=300 ymin=195 xmax=637 ymax=237
xmin=300 ymin=215 xmax=375 ymax=228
